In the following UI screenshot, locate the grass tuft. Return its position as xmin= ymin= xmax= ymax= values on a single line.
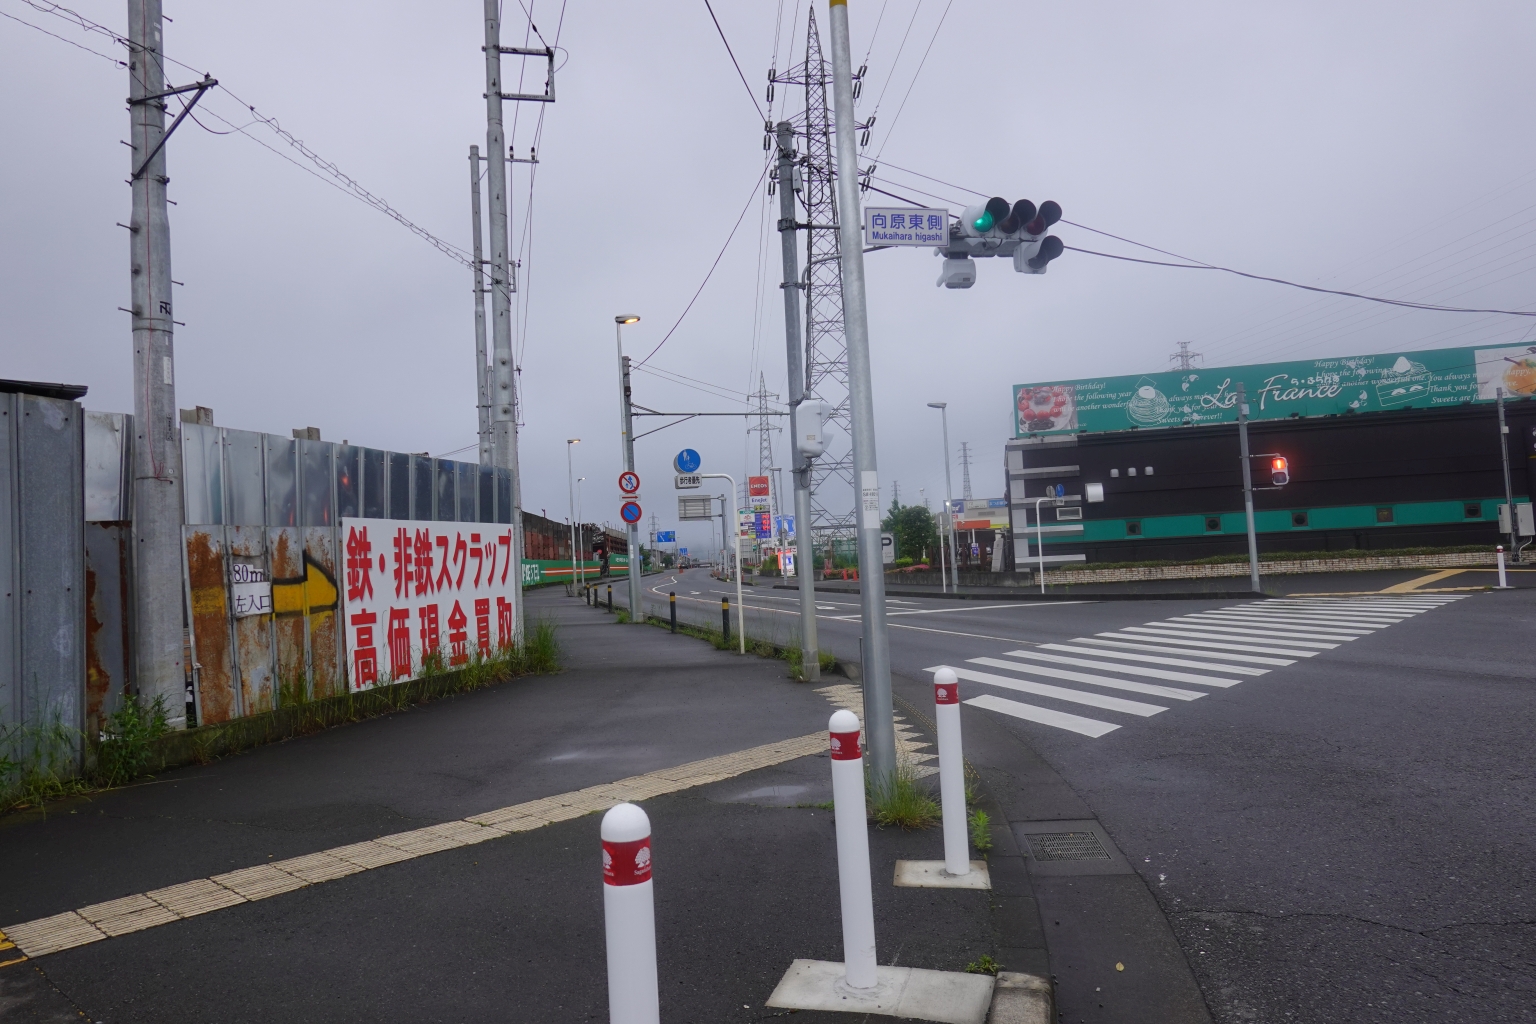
xmin=867 ymin=762 xmax=939 ymax=829
xmin=964 ymin=954 xmax=1001 ymax=975
xmin=968 ymin=808 xmax=993 ymax=852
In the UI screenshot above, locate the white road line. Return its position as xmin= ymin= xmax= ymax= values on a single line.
xmin=965 ymin=657 xmax=1204 ymax=702
xmin=1198 ymin=609 xmax=1397 ymax=625
xmin=884 ymin=623 xmax=1050 ymax=644
xmin=1040 ymin=643 xmax=1269 ymax=677
xmin=1072 ymin=637 xmax=1296 ymax=666
xmin=1001 ymin=649 xmax=1244 ymax=688
xmin=1098 ymin=631 xmax=1319 ymax=657
xmin=963 ymin=694 xmax=1120 ymax=738
xmin=1184 ymin=613 xmax=1385 ymax=631
xmin=1221 ymin=605 xmax=1414 ymax=620
xmin=1123 ymin=626 xmax=1338 ymax=650
xmin=1158 ymin=618 xmax=1363 ymax=642
xmin=931 ymin=665 xmax=1169 ymax=716
xmin=885 ymin=602 xmax=1090 ymax=617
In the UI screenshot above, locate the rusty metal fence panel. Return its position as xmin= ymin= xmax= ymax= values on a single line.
xmin=178 ymin=426 xmax=516 ymax=724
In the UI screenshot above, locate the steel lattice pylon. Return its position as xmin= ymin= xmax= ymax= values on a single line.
xmin=746 ymin=371 xmax=781 ymax=516
xmin=772 ymin=7 xmax=856 ymax=550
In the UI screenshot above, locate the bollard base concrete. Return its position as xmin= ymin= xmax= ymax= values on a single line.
xmin=892 ymin=859 xmax=992 ymax=890
xmin=765 ymin=958 xmax=995 ymax=1024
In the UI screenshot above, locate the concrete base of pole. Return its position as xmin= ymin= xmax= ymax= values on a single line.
xmin=765 ymin=959 xmax=995 ymax=1024
xmin=891 ymin=859 xmax=991 ymax=889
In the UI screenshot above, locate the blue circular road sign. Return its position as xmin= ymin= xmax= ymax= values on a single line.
xmin=620 ymin=500 xmax=643 ymax=524
xmin=674 ymin=448 xmax=701 ymax=474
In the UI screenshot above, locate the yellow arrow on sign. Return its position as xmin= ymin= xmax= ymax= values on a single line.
xmin=272 ymin=556 xmax=338 ymax=616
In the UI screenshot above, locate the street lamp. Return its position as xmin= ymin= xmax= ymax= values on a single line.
xmin=927 ymin=402 xmax=959 ymax=594
xmin=566 ymin=439 xmax=581 ymax=592
xmin=615 ymin=314 xmax=642 ymax=621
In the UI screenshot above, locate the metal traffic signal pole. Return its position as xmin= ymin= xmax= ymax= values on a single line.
xmin=127 ymin=0 xmax=189 ymax=726
xmin=827 ymin=0 xmax=896 ymax=781
xmin=1237 ymin=382 xmax=1261 ymax=594
xmin=775 ymin=122 xmax=821 ymax=682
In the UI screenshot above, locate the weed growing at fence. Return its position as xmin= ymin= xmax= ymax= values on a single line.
xmin=95 ymin=694 xmax=171 ymax=788
xmin=867 ymin=762 xmax=940 ymax=829
xmin=0 ymin=713 xmax=89 ymax=813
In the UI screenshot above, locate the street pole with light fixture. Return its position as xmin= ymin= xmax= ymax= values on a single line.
xmin=1031 ymin=495 xmax=1061 ymax=595
xmin=827 ymin=0 xmax=896 ymax=783
xmin=927 ymin=402 xmax=959 ymax=594
xmin=576 ymin=476 xmax=586 ymax=585
xmin=567 ymin=439 xmax=581 ymax=593
xmin=615 ymin=315 xmax=644 ymax=621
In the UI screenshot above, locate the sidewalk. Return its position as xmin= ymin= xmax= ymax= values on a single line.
xmin=1 ymin=589 xmax=1042 ymax=1023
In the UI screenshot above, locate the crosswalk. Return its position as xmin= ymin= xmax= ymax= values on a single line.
xmin=926 ymin=595 xmax=1466 ymax=739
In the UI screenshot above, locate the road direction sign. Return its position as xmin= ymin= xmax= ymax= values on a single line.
xmin=675 ymin=473 xmax=701 ymax=489
xmin=673 ymin=449 xmax=701 ymax=474
xmin=679 ymin=547 xmax=688 ymax=555
xmin=618 ymin=471 xmax=640 ymax=494
xmin=656 ymin=531 xmax=676 ymax=543
xmin=620 ymin=501 xmax=643 ymax=524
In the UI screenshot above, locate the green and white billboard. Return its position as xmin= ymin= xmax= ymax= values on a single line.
xmin=1013 ymin=343 xmax=1536 ymax=437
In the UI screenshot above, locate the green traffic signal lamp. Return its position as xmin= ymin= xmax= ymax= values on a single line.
xmin=971 ymin=196 xmax=1010 ymax=232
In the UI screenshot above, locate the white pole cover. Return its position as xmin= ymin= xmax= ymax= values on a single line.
xmin=829 ymin=709 xmax=878 ymax=989
xmin=602 ymin=803 xmax=659 ymax=1024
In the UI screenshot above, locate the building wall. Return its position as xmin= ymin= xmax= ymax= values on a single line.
xmin=1007 ymin=400 xmax=1536 ymax=565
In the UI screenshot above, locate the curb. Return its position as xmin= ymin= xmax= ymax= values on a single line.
xmin=987 ymin=972 xmax=1053 ymax=1024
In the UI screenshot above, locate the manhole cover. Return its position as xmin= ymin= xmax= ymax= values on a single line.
xmin=1026 ymin=831 xmax=1111 ymax=861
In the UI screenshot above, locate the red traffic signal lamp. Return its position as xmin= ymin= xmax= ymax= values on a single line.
xmin=1269 ymin=456 xmax=1290 ymax=486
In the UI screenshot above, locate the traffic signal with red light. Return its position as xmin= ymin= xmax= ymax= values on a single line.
xmin=1270 ymin=457 xmax=1290 ymax=486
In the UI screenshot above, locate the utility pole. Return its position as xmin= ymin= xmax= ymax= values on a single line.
xmin=827 ymin=0 xmax=896 ymax=782
xmin=959 ymin=441 xmax=974 ymax=500
xmin=482 ymin=0 xmax=524 ymax=641
xmin=469 ymin=146 xmax=492 ymax=466
xmin=775 ymin=120 xmax=821 ymax=681
xmin=1237 ymin=382 xmax=1261 ymax=594
xmin=1171 ymin=341 xmax=1202 ymax=371
xmin=1497 ymin=387 xmax=1516 ymax=552
xmin=127 ymin=0 xmax=187 ymax=727
xmin=615 ymin=316 xmax=644 ymax=620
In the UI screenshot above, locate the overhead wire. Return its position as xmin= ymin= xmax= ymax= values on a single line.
xmin=870 ymin=0 xmax=953 ymax=161
xmin=703 ymin=0 xmax=764 ymax=120
xmin=636 ymin=161 xmax=773 ymax=367
xmin=0 ymin=5 xmax=123 ymax=65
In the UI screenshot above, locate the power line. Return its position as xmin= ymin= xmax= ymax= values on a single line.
xmin=636 ymin=161 xmax=771 ymax=367
xmin=1065 ymin=245 xmax=1536 ymax=316
xmin=871 ymin=0 xmax=954 ymax=160
xmin=702 ymin=0 xmax=764 ymax=120
xmin=0 ymin=6 xmax=123 ymax=65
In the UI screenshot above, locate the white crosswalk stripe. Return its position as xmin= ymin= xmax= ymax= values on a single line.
xmin=929 ymin=594 xmax=1467 ymax=740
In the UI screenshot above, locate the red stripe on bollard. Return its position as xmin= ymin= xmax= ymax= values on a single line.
xmin=603 ymin=837 xmax=653 ymax=887
xmin=830 ymin=729 xmax=861 ymax=760
xmin=935 ymin=679 xmax=959 ymax=705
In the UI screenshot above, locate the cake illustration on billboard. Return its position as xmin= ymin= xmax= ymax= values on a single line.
xmin=1125 ymin=380 xmax=1171 ymax=426
xmin=1017 ymin=384 xmax=1077 ymax=433
xmin=1374 ymin=355 xmax=1430 ymax=407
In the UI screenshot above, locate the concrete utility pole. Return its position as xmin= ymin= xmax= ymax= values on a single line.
xmin=616 ymin=316 xmax=644 ymax=620
xmin=1237 ymin=382 xmax=1261 ymax=594
xmin=826 ymin=0 xmax=896 ymax=782
xmin=127 ymin=0 xmax=187 ymax=727
xmin=469 ymin=146 xmax=492 ymax=467
xmin=928 ymin=402 xmax=959 ymax=592
xmin=1497 ymin=387 xmax=1516 ymax=552
xmin=775 ymin=121 xmax=821 ymax=681
xmin=482 ymin=0 xmax=524 ymax=640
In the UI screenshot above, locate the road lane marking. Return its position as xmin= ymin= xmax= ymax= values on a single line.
xmin=931 ymin=666 xmax=1169 ymax=716
xmin=1380 ymin=569 xmax=1467 ymax=592
xmin=1001 ymin=649 xmax=1244 ymax=688
xmin=966 ymin=657 xmax=1205 ymax=701
xmin=1121 ymin=626 xmax=1337 ymax=650
xmin=1181 ymin=612 xmax=1388 ymax=631
xmin=1098 ymin=631 xmax=1320 ymax=657
xmin=1157 ymin=618 xmax=1364 ymax=641
xmin=1070 ymin=637 xmax=1296 ymax=666
xmin=1039 ymin=643 xmax=1270 ymax=676
xmin=0 ymin=731 xmax=828 ymax=962
xmin=963 ymin=694 xmax=1120 ymax=738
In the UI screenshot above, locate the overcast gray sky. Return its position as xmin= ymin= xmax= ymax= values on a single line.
xmin=4 ymin=1 xmax=1534 ymax=555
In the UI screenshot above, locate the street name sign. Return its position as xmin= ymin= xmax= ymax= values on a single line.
xmin=864 ymin=207 xmax=949 ymax=247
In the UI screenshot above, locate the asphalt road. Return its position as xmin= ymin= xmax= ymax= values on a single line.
xmin=628 ymin=568 xmax=1536 ymax=1023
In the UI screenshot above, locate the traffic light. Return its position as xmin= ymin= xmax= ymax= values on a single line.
xmin=938 ymin=197 xmax=1064 ymax=287
xmin=1270 ymin=456 xmax=1290 ymax=486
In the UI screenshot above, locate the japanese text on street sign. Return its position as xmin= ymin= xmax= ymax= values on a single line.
xmin=656 ymin=531 xmax=676 ymax=543
xmin=864 ymin=207 xmax=949 ymax=246
xmin=675 ymin=473 xmax=701 ymax=489
xmin=340 ymin=518 xmax=521 ymax=692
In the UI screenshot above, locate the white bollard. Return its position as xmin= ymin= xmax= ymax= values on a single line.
xmin=602 ymin=803 xmax=659 ymax=1024
xmin=828 ymin=709 xmax=878 ymax=990
xmin=1497 ymin=545 xmax=1508 ymax=588
xmin=934 ymin=667 xmax=970 ymax=877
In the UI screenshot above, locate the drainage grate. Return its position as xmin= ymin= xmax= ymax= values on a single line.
xmin=1026 ymin=831 xmax=1111 ymax=862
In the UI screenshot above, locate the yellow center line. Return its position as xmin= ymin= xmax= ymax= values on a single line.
xmin=1379 ymin=569 xmax=1467 ymax=593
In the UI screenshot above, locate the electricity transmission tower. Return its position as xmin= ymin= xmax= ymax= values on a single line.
xmin=771 ymin=8 xmax=856 ymax=550
xmin=746 ymin=371 xmax=781 ymax=507
xmin=959 ymin=441 xmax=974 ymax=500
xmin=1170 ymin=341 xmax=1203 ymax=370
